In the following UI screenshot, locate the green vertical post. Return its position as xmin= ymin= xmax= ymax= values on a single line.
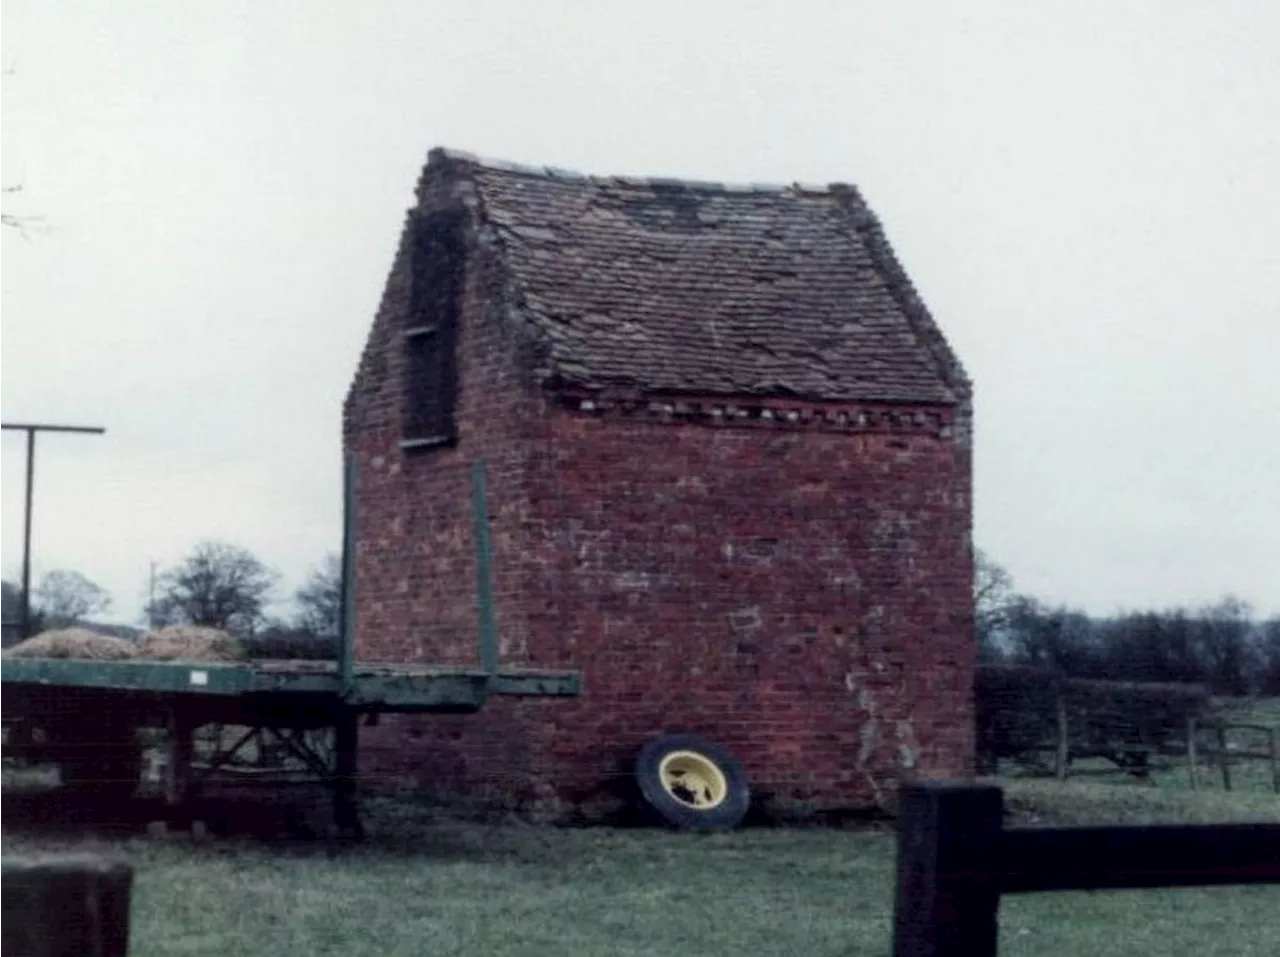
xmin=339 ymin=453 xmax=358 ymax=696
xmin=472 ymin=458 xmax=499 ymax=676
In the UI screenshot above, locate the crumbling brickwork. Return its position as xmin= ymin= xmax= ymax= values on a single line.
xmin=343 ymin=149 xmax=975 ymax=820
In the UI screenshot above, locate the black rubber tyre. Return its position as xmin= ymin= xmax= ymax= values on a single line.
xmin=635 ymin=733 xmax=750 ymax=831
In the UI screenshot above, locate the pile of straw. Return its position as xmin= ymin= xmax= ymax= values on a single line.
xmin=3 ymin=628 xmax=138 ymax=660
xmin=4 ymin=624 xmax=249 ymax=664
xmin=134 ymin=625 xmax=246 ymax=663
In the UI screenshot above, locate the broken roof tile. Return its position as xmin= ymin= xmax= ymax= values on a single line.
xmin=422 ymin=149 xmax=970 ymax=406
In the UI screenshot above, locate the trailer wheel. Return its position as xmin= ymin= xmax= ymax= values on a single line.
xmin=635 ymin=733 xmax=750 ymax=831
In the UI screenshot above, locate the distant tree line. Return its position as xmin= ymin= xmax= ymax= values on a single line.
xmin=2 ymin=542 xmax=342 ymax=657
xmin=976 ymin=551 xmax=1280 ymax=696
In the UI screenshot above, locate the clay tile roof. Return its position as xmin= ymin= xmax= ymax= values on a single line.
xmin=429 ymin=148 xmax=969 ymax=406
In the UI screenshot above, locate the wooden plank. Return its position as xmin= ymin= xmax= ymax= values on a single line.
xmin=489 ymin=671 xmax=582 ymax=697
xmin=257 ymin=670 xmax=486 ymax=706
xmin=3 ymin=658 xmax=579 ymax=708
xmin=892 ymin=781 xmax=1002 ymax=957
xmin=976 ymin=666 xmax=1208 ymax=698
xmin=998 ymin=823 xmax=1280 ymax=892
xmin=1200 ymin=750 xmax=1276 ymax=762
xmin=1 ymin=658 xmax=254 ymax=694
xmin=2 ymin=854 xmax=133 ymax=957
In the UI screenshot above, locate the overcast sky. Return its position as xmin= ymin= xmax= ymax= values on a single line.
xmin=2 ymin=0 xmax=1277 ymax=625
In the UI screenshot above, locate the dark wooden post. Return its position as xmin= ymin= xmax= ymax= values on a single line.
xmin=1055 ymin=695 xmax=1069 ymax=780
xmin=1269 ymin=728 xmax=1279 ymax=795
xmin=2 ymin=855 xmax=133 ymax=957
xmin=333 ymin=709 xmax=363 ymax=840
xmin=892 ymin=780 xmax=1003 ymax=957
xmin=164 ymin=706 xmax=196 ymax=811
xmin=1217 ymin=725 xmax=1232 ymax=791
xmin=1186 ymin=715 xmax=1199 ymax=790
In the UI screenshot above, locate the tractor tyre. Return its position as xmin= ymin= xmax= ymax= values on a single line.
xmin=635 ymin=733 xmax=750 ymax=831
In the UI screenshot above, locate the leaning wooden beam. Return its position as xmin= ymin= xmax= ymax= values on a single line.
xmin=2 ymin=855 xmax=133 ymax=957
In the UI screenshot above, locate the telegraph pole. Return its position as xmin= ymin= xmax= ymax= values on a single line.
xmin=1 ymin=422 xmax=106 ymax=641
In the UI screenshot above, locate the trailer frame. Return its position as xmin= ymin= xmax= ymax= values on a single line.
xmin=1 ymin=457 xmax=580 ymax=838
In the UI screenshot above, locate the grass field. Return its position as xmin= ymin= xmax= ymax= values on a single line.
xmin=3 ymin=779 xmax=1277 ymax=957
xmin=5 ymin=813 xmax=894 ymax=957
xmin=4 ymin=700 xmax=1278 ymax=956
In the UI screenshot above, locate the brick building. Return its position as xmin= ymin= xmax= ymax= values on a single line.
xmin=343 ymin=148 xmax=974 ymax=821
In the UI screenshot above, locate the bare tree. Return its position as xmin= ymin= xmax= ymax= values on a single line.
xmin=974 ymin=550 xmax=1016 ymax=661
xmin=2 ymin=579 xmax=36 ymax=645
xmin=33 ymin=569 xmax=112 ymax=629
xmin=150 ymin=541 xmax=279 ymax=637
xmin=294 ymin=553 xmax=342 ymax=641
xmin=1194 ymin=596 xmax=1255 ymax=696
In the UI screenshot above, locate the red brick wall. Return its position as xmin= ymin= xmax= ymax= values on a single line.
xmin=343 ymin=167 xmax=559 ymax=806
xmin=513 ymin=406 xmax=974 ymax=818
xmin=345 ymin=172 xmax=975 ymax=821
xmin=352 ymin=399 xmax=973 ymax=818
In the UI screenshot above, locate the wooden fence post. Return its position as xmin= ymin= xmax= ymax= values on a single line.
xmin=1187 ymin=715 xmax=1199 ymax=790
xmin=1055 ymin=695 xmax=1069 ymax=780
xmin=2 ymin=855 xmax=133 ymax=957
xmin=1269 ymin=728 xmax=1278 ymax=795
xmin=892 ymin=780 xmax=1003 ymax=957
xmin=1217 ymin=725 xmax=1232 ymax=791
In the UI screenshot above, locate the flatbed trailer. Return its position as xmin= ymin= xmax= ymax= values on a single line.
xmin=1 ymin=459 xmax=581 ymax=837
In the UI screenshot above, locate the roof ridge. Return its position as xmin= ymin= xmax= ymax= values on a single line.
xmin=426 ymin=146 xmax=852 ymax=196
xmin=830 ymin=184 xmax=972 ymax=404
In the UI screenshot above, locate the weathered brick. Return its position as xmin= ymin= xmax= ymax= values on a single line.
xmin=343 ymin=152 xmax=975 ymax=821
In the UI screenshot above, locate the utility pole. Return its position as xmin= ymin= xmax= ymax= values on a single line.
xmin=1 ymin=422 xmax=106 ymax=641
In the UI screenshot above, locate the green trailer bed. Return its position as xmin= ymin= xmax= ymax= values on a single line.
xmin=0 ymin=458 xmax=580 ymax=838
xmin=1 ymin=658 xmax=579 ymax=708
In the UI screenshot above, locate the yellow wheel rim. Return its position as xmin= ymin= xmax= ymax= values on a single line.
xmin=657 ymin=750 xmax=728 ymax=810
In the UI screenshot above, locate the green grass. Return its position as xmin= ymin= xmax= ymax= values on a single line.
xmin=987 ymin=696 xmax=1280 ymax=956
xmin=4 ymin=781 xmax=1278 ymax=957
xmin=3 ymin=811 xmax=899 ymax=957
xmin=994 ymin=769 xmax=1279 ymax=957
xmin=4 ymin=697 xmax=1278 ymax=955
